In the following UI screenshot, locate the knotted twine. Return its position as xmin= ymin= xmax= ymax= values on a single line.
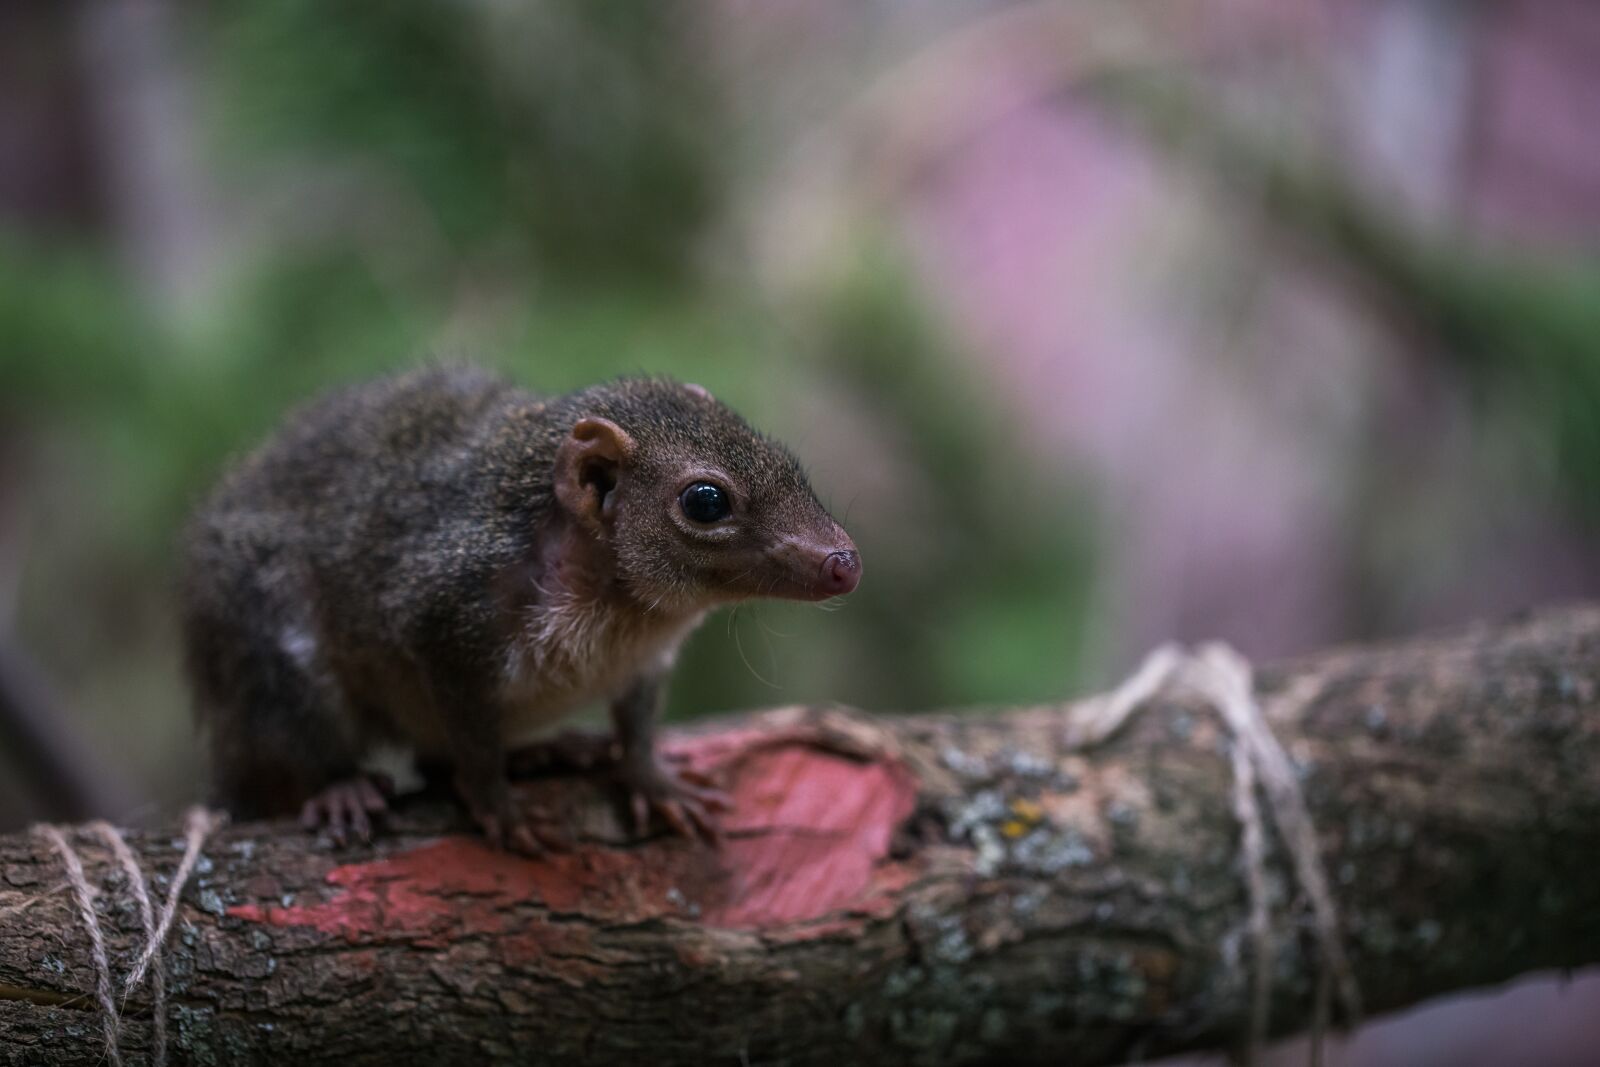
xmin=32 ymin=806 xmax=219 ymax=1067
xmin=1065 ymin=642 xmax=1362 ymax=1064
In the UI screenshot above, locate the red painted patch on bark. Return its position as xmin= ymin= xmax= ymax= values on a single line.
xmin=229 ymin=738 xmax=918 ymax=945
xmin=707 ymin=744 xmax=914 ymax=926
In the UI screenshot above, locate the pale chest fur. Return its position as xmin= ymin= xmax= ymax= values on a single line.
xmin=498 ymin=588 xmax=705 ymax=743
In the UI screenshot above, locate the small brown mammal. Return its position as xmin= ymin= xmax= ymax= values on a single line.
xmin=179 ymin=366 xmax=860 ymax=853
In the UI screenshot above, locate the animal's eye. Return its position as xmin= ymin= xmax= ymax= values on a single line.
xmin=680 ymin=482 xmax=731 ymax=524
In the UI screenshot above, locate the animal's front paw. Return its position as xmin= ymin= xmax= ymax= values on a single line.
xmin=618 ymin=759 xmax=731 ymax=843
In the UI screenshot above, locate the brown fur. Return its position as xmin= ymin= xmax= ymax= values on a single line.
xmin=178 ymin=365 xmax=858 ymax=844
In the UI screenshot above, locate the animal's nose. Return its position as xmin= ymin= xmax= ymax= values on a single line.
xmin=818 ymin=550 xmax=861 ymax=596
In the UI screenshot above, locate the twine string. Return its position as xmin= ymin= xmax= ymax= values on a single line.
xmin=90 ymin=820 xmax=167 ymax=1067
xmin=1069 ymin=642 xmax=1362 ymax=1065
xmin=36 ymin=824 xmax=123 ymax=1067
xmin=33 ymin=806 xmax=217 ymax=1067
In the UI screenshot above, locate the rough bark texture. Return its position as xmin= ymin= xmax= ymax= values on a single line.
xmin=3 ymin=607 xmax=1600 ymax=1066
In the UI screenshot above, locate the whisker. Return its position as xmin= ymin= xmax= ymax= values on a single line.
xmin=839 ymin=491 xmax=861 ymax=527
xmin=753 ymin=606 xmax=794 ymax=640
xmin=731 ymin=608 xmax=782 ymax=690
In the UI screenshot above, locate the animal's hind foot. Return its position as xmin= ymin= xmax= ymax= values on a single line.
xmin=300 ymin=775 xmax=390 ymax=845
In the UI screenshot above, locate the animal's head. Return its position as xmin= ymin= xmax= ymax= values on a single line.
xmin=552 ymin=378 xmax=860 ymax=613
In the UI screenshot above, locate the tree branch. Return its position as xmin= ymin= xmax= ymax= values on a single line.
xmin=3 ymin=606 xmax=1599 ymax=1066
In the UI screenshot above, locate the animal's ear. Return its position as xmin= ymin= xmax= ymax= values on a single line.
xmin=554 ymin=417 xmax=635 ymax=532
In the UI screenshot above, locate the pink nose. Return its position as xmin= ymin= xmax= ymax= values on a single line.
xmin=818 ymin=551 xmax=861 ymax=596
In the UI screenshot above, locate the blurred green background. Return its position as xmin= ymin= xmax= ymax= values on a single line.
xmin=1 ymin=0 xmax=1597 ymax=833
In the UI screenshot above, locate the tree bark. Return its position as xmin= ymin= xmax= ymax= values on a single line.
xmin=3 ymin=606 xmax=1599 ymax=1066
